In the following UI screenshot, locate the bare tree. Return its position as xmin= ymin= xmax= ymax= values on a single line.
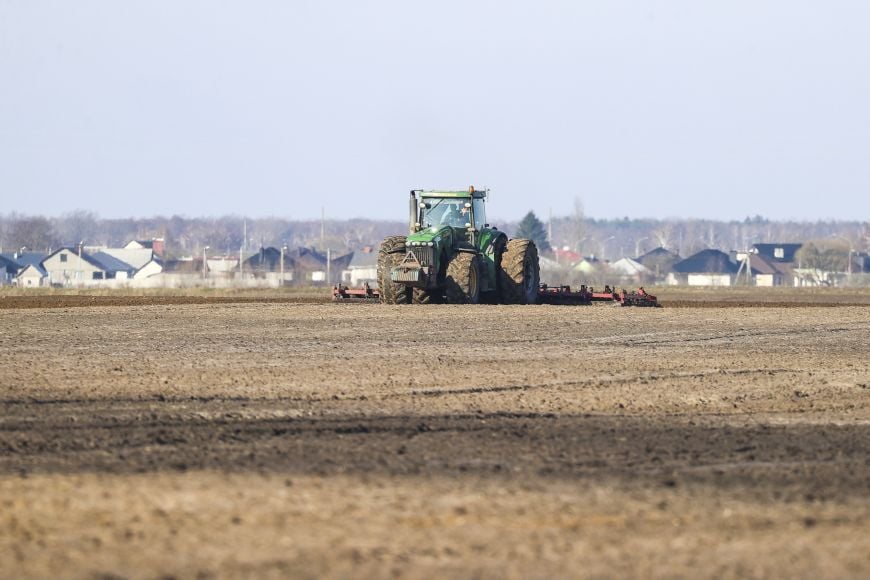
xmin=651 ymin=221 xmax=675 ymax=250
xmin=53 ymin=210 xmax=100 ymax=246
xmin=9 ymin=216 xmax=56 ymax=251
xmin=567 ymin=197 xmax=585 ymax=253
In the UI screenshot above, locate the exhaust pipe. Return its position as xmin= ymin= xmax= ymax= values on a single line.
xmin=409 ymin=190 xmax=418 ymax=234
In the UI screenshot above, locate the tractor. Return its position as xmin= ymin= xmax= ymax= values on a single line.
xmin=377 ymin=186 xmax=540 ymax=304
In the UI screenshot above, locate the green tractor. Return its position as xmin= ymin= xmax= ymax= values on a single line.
xmin=377 ymin=187 xmax=540 ymax=304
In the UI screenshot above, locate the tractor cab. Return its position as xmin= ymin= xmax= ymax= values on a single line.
xmin=414 ymin=187 xmax=487 ymax=235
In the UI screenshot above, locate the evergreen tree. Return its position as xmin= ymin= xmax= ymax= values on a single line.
xmin=515 ymin=211 xmax=551 ymax=252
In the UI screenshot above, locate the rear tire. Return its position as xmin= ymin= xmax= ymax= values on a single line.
xmin=498 ymin=239 xmax=540 ymax=304
xmin=445 ymin=253 xmax=481 ymax=304
xmin=377 ymin=236 xmax=411 ymax=304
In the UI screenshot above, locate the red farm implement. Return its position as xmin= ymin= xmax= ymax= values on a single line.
xmin=536 ymin=284 xmax=659 ymax=307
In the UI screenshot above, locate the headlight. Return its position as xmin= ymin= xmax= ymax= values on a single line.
xmin=427 ymin=242 xmax=434 ymax=247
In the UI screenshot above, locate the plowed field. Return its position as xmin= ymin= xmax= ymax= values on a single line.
xmin=2 ymin=298 xmax=869 ymax=578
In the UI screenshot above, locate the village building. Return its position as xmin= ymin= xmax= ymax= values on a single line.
xmin=15 ymin=264 xmax=48 ymax=287
xmin=124 ymin=238 xmax=165 ymax=257
xmin=636 ymin=247 xmax=680 ymax=280
xmin=0 ymin=254 xmax=18 ymax=285
xmin=1 ymin=251 xmax=50 ymax=286
xmin=341 ymin=246 xmax=378 ymax=287
xmin=100 ymin=248 xmax=163 ymax=279
xmin=609 ymin=257 xmax=651 ymax=281
xmin=42 ymin=247 xmax=136 ymax=286
xmin=244 ymin=246 xmax=353 ymax=284
xmin=668 ymin=249 xmax=738 ymax=286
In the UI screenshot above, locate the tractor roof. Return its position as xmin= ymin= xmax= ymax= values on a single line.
xmin=416 ymin=188 xmax=487 ymax=199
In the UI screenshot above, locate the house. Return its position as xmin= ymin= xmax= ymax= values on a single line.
xmin=573 ymin=256 xmax=602 ymax=274
xmin=751 ymin=243 xmax=802 ymax=286
xmin=0 ymin=254 xmax=18 ymax=285
xmin=15 ymin=264 xmax=47 ymax=287
xmin=286 ymin=247 xmax=354 ymax=284
xmin=668 ymin=249 xmax=738 ymax=286
xmin=42 ymin=247 xmax=136 ymax=286
xmin=1 ymin=252 xmax=49 ymax=286
xmin=730 ymin=251 xmax=791 ymax=287
xmin=342 ymin=246 xmax=378 ymax=286
xmin=243 ymin=247 xmax=287 ymax=273
xmin=752 ymin=243 xmax=802 ymax=263
xmin=609 ymin=257 xmax=650 ymax=279
xmin=636 ymin=247 xmax=680 ymax=279
xmin=100 ymin=248 xmax=163 ymax=279
xmin=124 ymin=238 xmax=165 ymax=257
xmin=206 ymin=256 xmax=241 ymax=277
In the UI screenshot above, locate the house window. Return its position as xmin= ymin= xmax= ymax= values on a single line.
xmin=92 ymin=272 xmax=104 ymax=280
xmin=60 ymin=254 xmax=68 ymax=262
xmin=774 ymin=247 xmax=784 ymax=259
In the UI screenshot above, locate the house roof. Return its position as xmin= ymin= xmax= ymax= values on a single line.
xmin=16 ymin=263 xmax=47 ymax=277
xmin=636 ymin=246 xmax=679 ymax=265
xmin=89 ymin=251 xmax=137 ymax=273
xmin=747 ymin=254 xmax=782 ymax=276
xmin=0 ymin=255 xmax=19 ymax=274
xmin=44 ymin=247 xmax=136 ymax=273
xmin=673 ymin=249 xmax=738 ymax=274
xmin=291 ymin=247 xmax=354 ymax=271
xmin=125 ymin=239 xmax=156 ymax=249
xmin=752 ymin=243 xmax=802 ymax=263
xmin=348 ymin=247 xmax=378 ymax=268
xmin=163 ymin=258 xmax=199 ymax=273
xmin=99 ymin=248 xmax=155 ymax=270
xmin=610 ymin=257 xmax=650 ymax=276
xmin=243 ymin=247 xmax=293 ymax=271
xmin=0 ymin=252 xmax=46 ymax=269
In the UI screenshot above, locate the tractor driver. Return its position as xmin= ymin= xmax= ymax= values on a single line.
xmin=439 ymin=203 xmax=469 ymax=228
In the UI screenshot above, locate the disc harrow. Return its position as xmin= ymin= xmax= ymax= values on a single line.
xmin=334 ymin=282 xmax=659 ymax=307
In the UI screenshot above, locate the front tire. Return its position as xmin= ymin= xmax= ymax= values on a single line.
xmin=499 ymin=239 xmax=540 ymax=304
xmin=445 ymin=253 xmax=481 ymax=304
xmin=377 ymin=236 xmax=411 ymax=304
xmin=412 ymin=288 xmax=441 ymax=304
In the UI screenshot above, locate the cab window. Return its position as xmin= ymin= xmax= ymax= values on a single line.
xmin=472 ymin=199 xmax=486 ymax=230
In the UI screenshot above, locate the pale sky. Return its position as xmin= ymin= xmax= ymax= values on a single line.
xmin=1 ymin=1 xmax=868 ymax=221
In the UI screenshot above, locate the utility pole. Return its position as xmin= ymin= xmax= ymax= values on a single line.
xmin=548 ymin=207 xmax=553 ymax=246
xmin=326 ymin=248 xmax=331 ymax=285
xmin=78 ymin=241 xmax=83 ymax=287
xmin=320 ymin=207 xmax=325 ymax=250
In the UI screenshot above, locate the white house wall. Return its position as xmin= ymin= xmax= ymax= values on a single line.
xmin=134 ymin=260 xmax=163 ymax=279
xmin=43 ymin=250 xmax=104 ymax=285
xmin=687 ymin=274 xmax=732 ymax=287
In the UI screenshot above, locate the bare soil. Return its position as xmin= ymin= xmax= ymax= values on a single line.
xmin=1 ymin=298 xmax=868 ymax=578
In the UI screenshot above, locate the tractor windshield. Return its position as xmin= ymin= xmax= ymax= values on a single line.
xmin=421 ymin=197 xmax=472 ymax=228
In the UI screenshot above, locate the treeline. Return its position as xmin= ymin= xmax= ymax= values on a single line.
xmin=1 ymin=210 xmax=868 ymax=259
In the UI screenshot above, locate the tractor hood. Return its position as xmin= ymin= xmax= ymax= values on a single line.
xmin=405 ymin=225 xmax=452 ymax=247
